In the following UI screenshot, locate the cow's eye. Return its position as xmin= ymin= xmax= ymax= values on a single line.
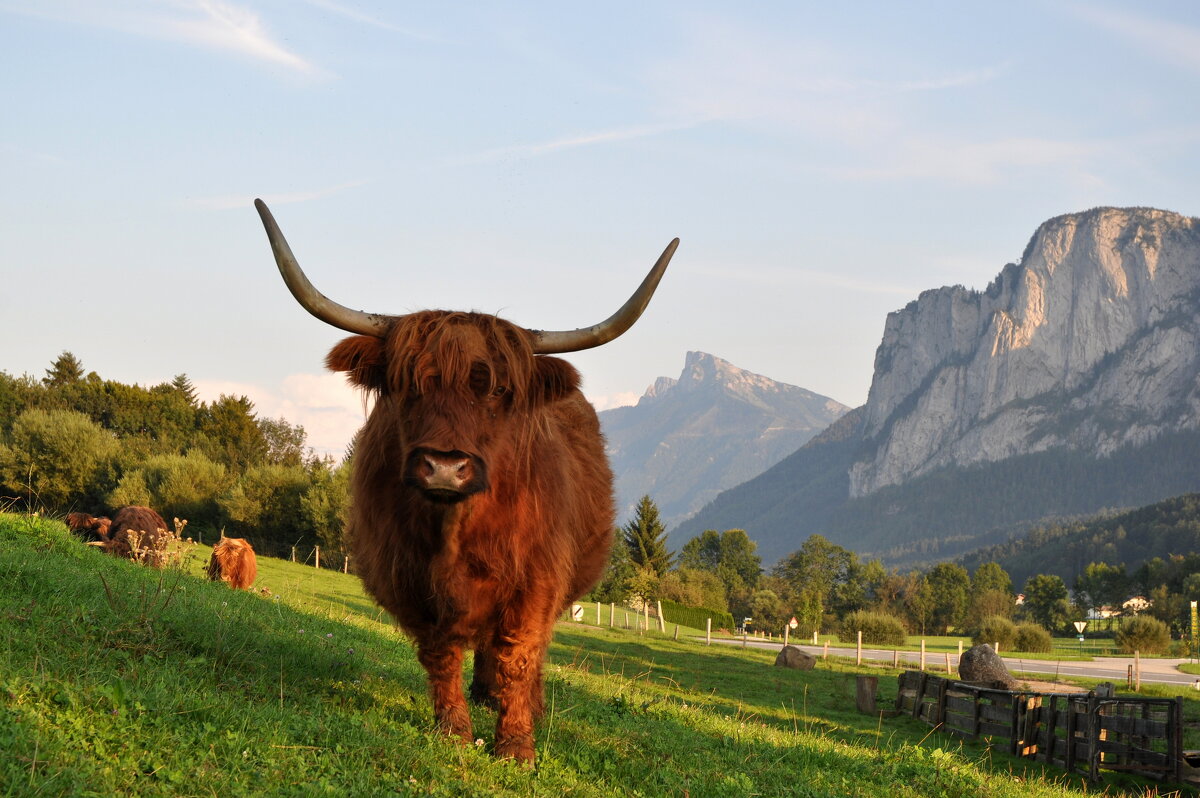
xmin=491 ymin=385 xmax=509 ymax=399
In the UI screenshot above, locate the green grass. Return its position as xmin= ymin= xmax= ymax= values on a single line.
xmin=0 ymin=512 xmax=1190 ymax=797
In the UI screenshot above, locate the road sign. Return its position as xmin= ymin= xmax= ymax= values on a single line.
xmin=1073 ymin=621 xmax=1087 ymax=634
xmin=788 ymin=616 xmax=798 ymax=629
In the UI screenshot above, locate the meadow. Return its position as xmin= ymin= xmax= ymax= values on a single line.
xmin=0 ymin=512 xmax=1193 ymax=797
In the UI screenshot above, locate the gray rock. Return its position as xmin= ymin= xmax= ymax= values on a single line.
xmin=958 ymin=644 xmax=1018 ymax=689
xmin=774 ymin=645 xmax=816 ymax=670
xmin=849 ymin=207 xmax=1200 ymax=497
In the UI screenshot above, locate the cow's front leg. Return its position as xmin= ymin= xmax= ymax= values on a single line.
xmin=416 ymin=641 xmax=472 ymax=743
xmin=491 ymin=642 xmax=541 ymax=763
xmin=491 ymin=609 xmax=557 ymax=764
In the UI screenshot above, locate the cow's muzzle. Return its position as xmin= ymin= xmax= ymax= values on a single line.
xmin=404 ymin=449 xmax=488 ymax=503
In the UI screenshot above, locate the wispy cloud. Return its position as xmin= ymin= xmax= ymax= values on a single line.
xmin=694 ymin=263 xmax=920 ymax=298
xmin=832 ymin=136 xmax=1109 ymax=186
xmin=0 ymin=0 xmax=323 ymax=76
xmin=299 ymin=0 xmax=442 ymax=42
xmin=451 ymin=120 xmax=705 ymax=165
xmin=1072 ymin=5 xmax=1200 ymax=73
xmin=648 ymin=15 xmax=1009 ymax=141
xmin=190 ymin=179 xmax=370 ymax=210
xmin=194 ymin=372 xmax=365 ymax=456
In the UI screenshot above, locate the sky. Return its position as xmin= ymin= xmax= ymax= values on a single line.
xmin=4 ymin=1 xmax=1200 ymax=457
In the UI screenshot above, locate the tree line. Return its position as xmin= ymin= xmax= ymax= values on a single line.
xmin=0 ymin=353 xmax=349 ymax=562
xmin=590 ymin=493 xmax=1189 ymax=651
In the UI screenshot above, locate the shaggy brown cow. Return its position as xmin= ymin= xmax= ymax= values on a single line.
xmin=90 ymin=505 xmax=170 ymax=567
xmin=255 ymin=199 xmax=676 ymax=764
xmin=66 ymin=512 xmax=111 ymax=542
xmin=206 ymin=537 xmax=258 ymax=589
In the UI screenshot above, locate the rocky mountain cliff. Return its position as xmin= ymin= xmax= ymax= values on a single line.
xmin=599 ymin=351 xmax=848 ymax=528
xmin=679 ymin=207 xmax=1200 ymax=566
xmin=853 ymin=207 xmax=1200 ymax=496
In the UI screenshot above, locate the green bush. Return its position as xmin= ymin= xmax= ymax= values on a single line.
xmin=1115 ymin=616 xmax=1171 ymax=655
xmin=0 ymin=408 xmax=119 ymax=511
xmin=840 ymin=610 xmax=907 ymax=646
xmin=659 ymin=598 xmax=735 ymax=632
xmin=1013 ymin=622 xmax=1051 ymax=653
xmin=973 ymin=615 xmax=1017 ymax=650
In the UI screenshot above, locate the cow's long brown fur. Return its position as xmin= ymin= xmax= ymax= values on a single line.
xmin=206 ymin=537 xmax=258 ymax=589
xmin=328 ymin=310 xmax=615 ymax=763
xmin=95 ymin=506 xmax=170 ymax=567
xmin=66 ymin=512 xmax=111 ymax=542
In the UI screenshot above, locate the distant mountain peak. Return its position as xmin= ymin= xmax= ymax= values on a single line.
xmin=600 ymin=352 xmax=849 ymax=529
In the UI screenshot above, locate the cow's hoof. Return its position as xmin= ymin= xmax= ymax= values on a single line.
xmin=494 ymin=736 xmax=535 ymax=765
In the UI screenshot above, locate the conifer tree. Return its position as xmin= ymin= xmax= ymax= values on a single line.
xmin=171 ymin=373 xmax=198 ymax=406
xmin=43 ymin=351 xmax=84 ymax=387
xmin=621 ymin=494 xmax=674 ymax=576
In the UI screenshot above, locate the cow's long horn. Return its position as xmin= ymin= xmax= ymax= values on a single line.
xmin=255 ymin=199 xmax=393 ymax=336
xmin=529 ymin=238 xmax=679 ymax=354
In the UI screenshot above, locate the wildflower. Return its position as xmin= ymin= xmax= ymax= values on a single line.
xmin=298 ymin=629 xmax=305 ymax=634
xmin=474 ymin=739 xmax=485 ymax=748
xmin=348 ymin=648 xmax=355 ymax=655
xmin=326 ymin=633 xmax=333 ymax=639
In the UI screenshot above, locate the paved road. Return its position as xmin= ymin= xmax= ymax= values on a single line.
xmin=708 ymin=637 xmax=1200 ymax=688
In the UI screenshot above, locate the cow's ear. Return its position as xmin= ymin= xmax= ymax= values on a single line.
xmin=532 ymin=356 xmax=581 ymax=403
xmin=326 ymin=336 xmax=386 ymax=389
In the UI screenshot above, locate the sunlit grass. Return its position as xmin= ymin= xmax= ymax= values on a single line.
xmin=0 ymin=512 xmax=1187 ymax=797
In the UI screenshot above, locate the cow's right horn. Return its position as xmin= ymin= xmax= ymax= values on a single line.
xmin=255 ymin=199 xmax=394 ymax=337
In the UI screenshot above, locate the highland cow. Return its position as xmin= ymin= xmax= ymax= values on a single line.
xmin=90 ymin=505 xmax=170 ymax=567
xmin=206 ymin=537 xmax=258 ymax=590
xmin=254 ymin=199 xmax=676 ymax=763
xmin=66 ymin=512 xmax=111 ymax=542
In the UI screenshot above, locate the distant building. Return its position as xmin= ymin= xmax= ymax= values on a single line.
xmin=1123 ymin=596 xmax=1151 ymax=615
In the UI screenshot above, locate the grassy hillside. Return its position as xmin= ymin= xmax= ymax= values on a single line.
xmin=0 ymin=512 xmax=1187 ymax=797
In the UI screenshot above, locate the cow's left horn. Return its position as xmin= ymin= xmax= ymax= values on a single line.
xmin=255 ymin=199 xmax=394 ymax=337
xmin=529 ymin=238 xmax=679 ymax=354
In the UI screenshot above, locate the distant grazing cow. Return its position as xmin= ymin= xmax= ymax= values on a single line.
xmin=255 ymin=199 xmax=676 ymax=763
xmin=66 ymin=512 xmax=111 ymax=542
xmin=90 ymin=505 xmax=170 ymax=567
xmin=206 ymin=537 xmax=257 ymax=589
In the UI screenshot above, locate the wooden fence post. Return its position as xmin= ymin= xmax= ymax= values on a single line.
xmin=893 ymin=649 xmax=899 ymax=669
xmin=291 ymin=546 xmax=296 ymax=562
xmin=920 ymin=639 xmax=926 ymax=672
xmin=706 ymin=617 xmax=712 ymax=646
xmin=784 ymin=626 xmax=789 ymax=647
xmin=856 ymin=630 xmax=863 ymax=665
xmin=856 ymin=675 xmax=879 ymax=714
xmin=823 ymin=641 xmax=829 ymax=660
xmin=673 ymin=623 xmax=679 ymax=641
xmin=315 ymin=546 xmax=320 ymax=569
xmin=343 ymin=555 xmax=349 ymax=573
xmin=609 ymin=603 xmax=614 ymax=628
xmin=945 ymin=652 xmax=953 ymax=675
xmin=656 ymin=600 xmax=666 ymax=633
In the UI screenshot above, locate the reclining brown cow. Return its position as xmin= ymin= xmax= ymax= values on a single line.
xmin=83 ymin=506 xmax=170 ymax=567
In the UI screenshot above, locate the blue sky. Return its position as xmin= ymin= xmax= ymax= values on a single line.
xmin=4 ymin=1 xmax=1200 ymax=456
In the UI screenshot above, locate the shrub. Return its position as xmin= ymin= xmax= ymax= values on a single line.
xmin=1115 ymin=616 xmax=1171 ymax=655
xmin=659 ymin=598 xmax=735 ymax=632
xmin=1014 ymin=622 xmax=1052 ymax=653
xmin=840 ymin=610 xmax=906 ymax=646
xmin=973 ymin=615 xmax=1017 ymax=650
